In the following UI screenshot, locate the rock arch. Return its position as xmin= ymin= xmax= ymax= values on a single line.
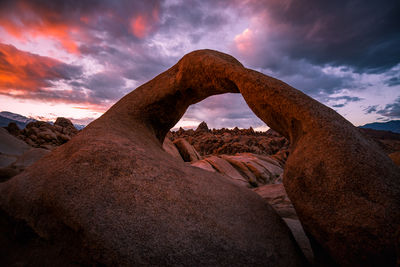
xmin=1 ymin=50 xmax=399 ymax=266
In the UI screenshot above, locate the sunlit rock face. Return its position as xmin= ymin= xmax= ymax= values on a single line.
xmin=0 ymin=49 xmax=399 ymax=266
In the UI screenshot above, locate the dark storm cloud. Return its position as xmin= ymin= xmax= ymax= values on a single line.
xmin=385 ymin=77 xmax=400 ymax=87
xmin=329 ymin=96 xmax=363 ymax=102
xmin=233 ymin=0 xmax=400 ymax=73
xmin=85 ymin=71 xmax=126 ymax=101
xmin=364 ymin=105 xmax=378 ymax=114
xmin=377 ymin=97 xmax=400 ymax=118
xmin=332 ymin=104 xmax=345 ymax=108
xmin=80 ymin=43 xmax=172 ymax=84
xmin=0 ymin=0 xmax=162 ymax=53
xmin=160 ymin=0 xmax=228 ymax=43
xmin=323 ymin=95 xmax=363 ymax=109
xmin=266 ymin=60 xmax=353 ymax=96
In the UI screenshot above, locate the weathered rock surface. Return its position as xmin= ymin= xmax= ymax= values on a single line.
xmin=0 ymin=128 xmax=31 ymax=181
xmin=173 ymin=138 xmax=202 ymax=162
xmin=202 ymin=155 xmax=249 ymax=187
xmin=162 ymin=137 xmax=183 ymax=161
xmin=0 ymin=128 xmax=30 ymax=159
xmin=0 ymin=50 xmax=306 ymax=266
xmin=253 ymin=183 xmax=296 ymax=219
xmin=358 ymin=128 xmax=400 ymax=154
xmin=12 ymin=148 xmax=50 ymax=171
xmin=283 ymin=218 xmax=314 ymax=264
xmin=192 ymin=153 xmax=283 ymax=187
xmin=0 ymin=128 xmax=50 ymax=181
xmin=253 ymin=184 xmax=313 ymax=263
xmin=389 ymin=151 xmax=400 ymax=166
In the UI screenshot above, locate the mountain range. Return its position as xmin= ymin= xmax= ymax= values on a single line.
xmin=0 ymin=111 xmax=85 ymax=130
xmin=1 ymin=110 xmax=399 ymax=133
xmin=360 ymin=120 xmax=400 ymax=133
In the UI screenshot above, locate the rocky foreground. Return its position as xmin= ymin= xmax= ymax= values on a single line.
xmin=1 ymin=118 xmax=399 ymax=264
xmin=0 ymin=50 xmax=399 ymax=266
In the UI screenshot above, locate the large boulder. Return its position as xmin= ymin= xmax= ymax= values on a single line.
xmin=173 ymin=138 xmax=202 ymax=162
xmin=192 ymin=153 xmax=283 ymax=187
xmin=221 ymin=153 xmax=283 ymax=184
xmin=201 ymin=155 xmax=249 ymax=187
xmin=162 ymin=137 xmax=183 ymax=161
xmin=0 ymin=50 xmax=306 ymax=266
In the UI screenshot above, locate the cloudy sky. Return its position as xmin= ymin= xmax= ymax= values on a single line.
xmin=0 ymin=0 xmax=399 ymax=129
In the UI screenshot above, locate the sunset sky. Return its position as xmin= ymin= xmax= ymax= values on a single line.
xmin=0 ymin=0 xmax=399 ymax=129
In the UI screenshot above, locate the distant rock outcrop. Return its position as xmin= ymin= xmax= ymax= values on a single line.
xmin=195 ymin=121 xmax=209 ymax=132
xmin=6 ymin=118 xmax=78 ymax=149
xmin=171 ymin=126 xmax=289 ymax=157
xmin=0 ymin=49 xmax=399 ymax=266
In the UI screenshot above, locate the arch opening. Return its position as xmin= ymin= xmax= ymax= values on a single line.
xmin=172 ymin=93 xmax=269 ymax=132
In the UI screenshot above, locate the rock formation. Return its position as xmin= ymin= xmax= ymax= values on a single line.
xmin=195 ymin=121 xmax=209 ymax=132
xmin=0 ymin=49 xmax=399 ymax=266
xmin=170 ymin=125 xmax=289 ymax=157
xmin=162 ymin=137 xmax=183 ymax=161
xmin=0 ymin=51 xmax=306 ymax=266
xmin=5 ymin=117 xmax=78 ymax=150
xmin=192 ymin=153 xmax=283 ymax=187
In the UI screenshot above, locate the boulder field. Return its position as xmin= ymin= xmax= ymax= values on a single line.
xmin=1 ymin=50 xmax=399 ymax=266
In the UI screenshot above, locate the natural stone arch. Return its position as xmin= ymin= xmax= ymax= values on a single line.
xmin=1 ymin=50 xmax=399 ymax=266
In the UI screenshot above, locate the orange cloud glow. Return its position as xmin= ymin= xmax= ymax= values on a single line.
xmin=131 ymin=15 xmax=148 ymax=38
xmin=234 ymin=28 xmax=255 ymax=52
xmin=0 ymin=2 xmax=82 ymax=54
xmin=130 ymin=7 xmax=160 ymax=39
xmin=0 ymin=43 xmax=62 ymax=92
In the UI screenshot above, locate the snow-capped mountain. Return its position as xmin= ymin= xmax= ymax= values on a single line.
xmin=0 ymin=111 xmax=36 ymax=124
xmin=0 ymin=111 xmax=86 ymax=129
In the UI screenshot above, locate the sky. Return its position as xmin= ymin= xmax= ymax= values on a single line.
xmin=0 ymin=0 xmax=399 ymax=130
